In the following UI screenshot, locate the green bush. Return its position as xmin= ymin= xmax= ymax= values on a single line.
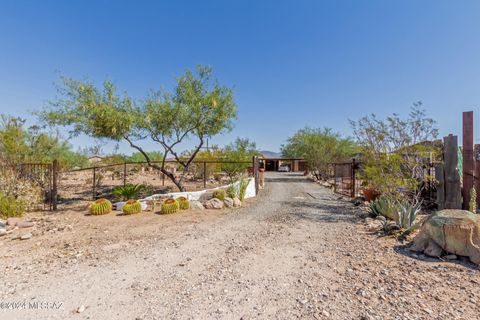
xmin=213 ymin=189 xmax=226 ymax=201
xmin=370 ymin=195 xmax=398 ymax=220
xmin=113 ymin=184 xmax=145 ymax=201
xmin=226 ymin=184 xmax=237 ymax=199
xmin=0 ymin=193 xmax=25 ymax=219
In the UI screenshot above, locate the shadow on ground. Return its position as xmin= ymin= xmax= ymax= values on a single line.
xmin=281 ymin=200 xmax=360 ymax=225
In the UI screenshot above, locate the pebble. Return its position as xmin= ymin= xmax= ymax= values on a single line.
xmin=20 ymin=233 xmax=32 ymax=240
xmin=77 ymin=305 xmax=85 ymax=313
xmin=0 ymin=228 xmax=6 ymax=236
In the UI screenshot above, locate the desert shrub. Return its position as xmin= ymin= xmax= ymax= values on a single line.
xmin=394 ymin=200 xmax=421 ymax=229
xmin=113 ymin=184 xmax=145 ymax=201
xmin=0 ymin=192 xmax=25 ymax=219
xmin=370 ymin=195 xmax=398 ymax=220
xmin=238 ymin=177 xmax=249 ymax=201
xmin=213 ymin=189 xmax=226 ymax=201
xmin=0 ymin=168 xmax=42 ymax=211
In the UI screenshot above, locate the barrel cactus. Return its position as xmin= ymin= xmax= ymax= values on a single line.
xmin=177 ymin=196 xmax=190 ymax=210
xmin=122 ymin=199 xmax=142 ymax=215
xmin=161 ymin=198 xmax=179 ymax=214
xmin=90 ymin=198 xmax=112 ymax=215
xmin=213 ymin=189 xmax=226 ymax=201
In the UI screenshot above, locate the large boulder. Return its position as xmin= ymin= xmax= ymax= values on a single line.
xmin=233 ymin=197 xmax=242 ymax=207
xmin=204 ymin=198 xmax=224 ymax=210
xmin=410 ymin=209 xmax=480 ymax=264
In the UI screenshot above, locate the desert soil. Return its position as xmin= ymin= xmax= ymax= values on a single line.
xmin=1 ymin=172 xmax=480 ymax=320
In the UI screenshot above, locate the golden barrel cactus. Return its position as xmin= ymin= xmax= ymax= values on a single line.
xmin=177 ymin=196 xmax=190 ymax=210
xmin=123 ymin=199 xmax=142 ymax=215
xmin=90 ymin=198 xmax=112 ymax=215
xmin=161 ymin=198 xmax=180 ymax=214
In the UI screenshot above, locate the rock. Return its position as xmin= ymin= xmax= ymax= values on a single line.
xmin=0 ymin=220 xmax=5 ymax=228
xmin=224 ymin=197 xmax=234 ymax=208
xmin=445 ymin=254 xmax=458 ymax=260
xmin=204 ymin=198 xmax=224 ymax=209
xmin=16 ymin=221 xmax=34 ymax=228
xmin=411 ymin=209 xmax=480 ymax=264
xmin=20 ymin=232 xmax=32 ymax=240
xmin=352 ymin=196 xmax=365 ymax=206
xmin=6 ymin=217 xmax=21 ymax=226
xmin=0 ymin=228 xmax=6 ymax=236
xmin=322 ymin=310 xmax=330 ymax=317
xmin=384 ymin=221 xmax=400 ymax=233
xmin=190 ymin=200 xmax=205 ymax=211
xmin=199 ymin=192 xmax=214 ymax=202
xmin=77 ymin=305 xmax=85 ymax=313
xmin=233 ymin=197 xmax=242 ymax=207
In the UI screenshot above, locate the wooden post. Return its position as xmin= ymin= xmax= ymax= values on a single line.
xmin=253 ymin=156 xmax=259 ymax=195
xmin=203 ymin=162 xmax=207 ymax=188
xmin=444 ymin=134 xmax=462 ymax=209
xmin=92 ymin=167 xmax=96 ymax=200
xmin=463 ymin=111 xmax=474 ymax=209
xmin=476 ymin=144 xmax=480 ymax=206
xmin=52 ymin=159 xmax=58 ymax=211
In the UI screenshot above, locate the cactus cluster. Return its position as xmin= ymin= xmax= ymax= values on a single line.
xmin=90 ymin=198 xmax=112 ymax=215
xmin=212 ymin=189 xmax=226 ymax=201
xmin=161 ymin=198 xmax=180 ymax=214
xmin=470 ymin=187 xmax=477 ymax=213
xmin=177 ymin=196 xmax=190 ymax=210
xmin=123 ymin=199 xmax=142 ymax=215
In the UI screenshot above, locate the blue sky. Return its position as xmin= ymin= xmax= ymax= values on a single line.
xmin=1 ymin=0 xmax=480 ymax=154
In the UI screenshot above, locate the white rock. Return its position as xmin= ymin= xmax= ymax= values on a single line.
xmin=20 ymin=232 xmax=32 ymax=240
xmin=224 ymin=197 xmax=234 ymax=208
xmin=0 ymin=228 xmax=6 ymax=236
xmin=77 ymin=305 xmax=85 ymax=313
xmin=190 ymin=200 xmax=205 ymax=211
xmin=233 ymin=197 xmax=242 ymax=207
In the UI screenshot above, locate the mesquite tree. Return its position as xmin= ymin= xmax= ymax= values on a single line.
xmin=40 ymin=66 xmax=237 ymax=191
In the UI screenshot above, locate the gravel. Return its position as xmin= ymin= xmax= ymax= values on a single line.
xmin=1 ymin=172 xmax=479 ymax=319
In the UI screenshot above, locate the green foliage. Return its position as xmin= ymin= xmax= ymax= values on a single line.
xmin=238 ymin=177 xmax=249 ymax=201
xmin=122 ymin=199 xmax=142 ymax=215
xmin=113 ymin=184 xmax=145 ymax=201
xmin=177 ymin=196 xmax=190 ymax=210
xmin=126 ymin=151 xmax=163 ymax=163
xmin=40 ymin=66 xmax=237 ymax=192
xmin=213 ymin=189 xmax=226 ymax=201
xmin=89 ymin=198 xmax=112 ymax=215
xmin=0 ymin=115 xmax=88 ymax=169
xmin=281 ymin=127 xmax=358 ymax=180
xmin=0 ymin=168 xmax=42 ymax=211
xmin=470 ymin=187 xmax=477 ymax=213
xmin=350 ymin=103 xmax=438 ymax=199
xmin=161 ymin=198 xmax=180 ymax=214
xmin=0 ymin=192 xmax=25 ymax=219
xmin=221 ymin=138 xmax=259 ymax=183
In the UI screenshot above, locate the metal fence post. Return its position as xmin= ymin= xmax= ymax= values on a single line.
xmin=351 ymin=158 xmax=356 ymax=198
xmin=52 ymin=159 xmax=58 ymax=211
xmin=253 ymin=156 xmax=259 ymax=195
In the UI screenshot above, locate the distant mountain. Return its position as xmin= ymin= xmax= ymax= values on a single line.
xmin=261 ymin=150 xmax=282 ymax=158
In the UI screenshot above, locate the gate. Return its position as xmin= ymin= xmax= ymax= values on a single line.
xmin=333 ymin=159 xmax=361 ymax=198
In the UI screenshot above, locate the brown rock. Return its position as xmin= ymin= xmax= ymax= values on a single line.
xmin=16 ymin=221 xmax=34 ymax=228
xmin=6 ymin=217 xmax=21 ymax=226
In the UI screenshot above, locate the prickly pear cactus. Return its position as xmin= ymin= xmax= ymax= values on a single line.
xmin=122 ymin=199 xmax=142 ymax=215
xmin=161 ymin=198 xmax=180 ymax=214
xmin=177 ymin=196 xmax=190 ymax=210
xmin=212 ymin=189 xmax=226 ymax=201
xmin=90 ymin=198 xmax=112 ymax=215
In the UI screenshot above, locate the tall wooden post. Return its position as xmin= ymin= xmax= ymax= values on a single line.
xmin=463 ymin=111 xmax=474 ymax=209
xmin=92 ymin=167 xmax=96 ymax=200
xmin=351 ymin=159 xmax=356 ymax=198
xmin=475 ymin=144 xmax=480 ymax=206
xmin=444 ymin=134 xmax=462 ymax=209
xmin=203 ymin=161 xmax=207 ymax=188
xmin=435 ymin=163 xmax=445 ymax=210
xmin=123 ymin=162 xmax=127 ymax=187
xmin=52 ymin=159 xmax=58 ymax=211
xmin=253 ymin=156 xmax=259 ymax=195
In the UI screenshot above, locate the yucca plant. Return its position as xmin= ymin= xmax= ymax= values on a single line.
xmin=238 ymin=177 xmax=249 ymax=201
xmin=113 ymin=184 xmax=145 ymax=201
xmin=122 ymin=199 xmax=142 ymax=215
xmin=89 ymin=198 xmax=112 ymax=215
xmin=177 ymin=196 xmax=190 ymax=210
xmin=226 ymin=184 xmax=238 ymax=199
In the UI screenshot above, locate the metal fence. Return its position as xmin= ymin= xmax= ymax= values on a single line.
xmin=57 ymin=158 xmax=258 ymax=203
xmin=333 ymin=159 xmax=362 ymax=198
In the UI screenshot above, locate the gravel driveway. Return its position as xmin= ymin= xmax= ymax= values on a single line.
xmin=3 ymin=172 xmax=480 ymax=320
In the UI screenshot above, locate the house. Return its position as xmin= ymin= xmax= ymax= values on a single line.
xmin=260 ymin=151 xmax=308 ymax=172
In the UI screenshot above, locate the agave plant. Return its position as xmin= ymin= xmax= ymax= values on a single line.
xmin=394 ymin=199 xmax=421 ymax=229
xmin=370 ymin=195 xmax=398 ymax=220
xmin=113 ymin=184 xmax=145 ymax=201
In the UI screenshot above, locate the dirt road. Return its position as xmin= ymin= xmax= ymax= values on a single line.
xmin=2 ymin=172 xmax=480 ymax=320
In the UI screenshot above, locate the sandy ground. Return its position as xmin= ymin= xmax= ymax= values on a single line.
xmin=1 ymin=172 xmax=480 ymax=320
